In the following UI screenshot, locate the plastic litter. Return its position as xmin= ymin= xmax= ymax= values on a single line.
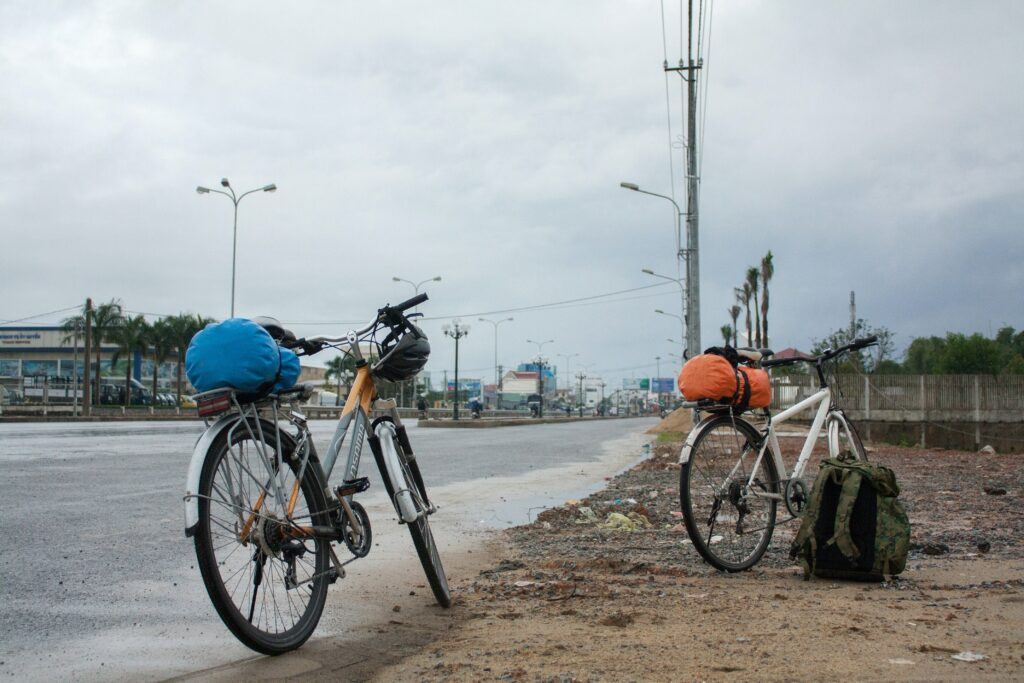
xmin=951 ymin=652 xmax=986 ymax=662
xmin=574 ymin=506 xmax=599 ymax=524
xmin=598 ymin=511 xmax=652 ymax=531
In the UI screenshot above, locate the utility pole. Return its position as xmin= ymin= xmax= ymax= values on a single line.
xmin=83 ymin=298 xmax=93 ymax=415
xmin=576 ymin=372 xmax=586 ymax=418
xmin=666 ymin=0 xmax=703 ymax=359
xmin=497 ymin=364 xmax=504 ymax=410
xmin=537 ymin=357 xmax=545 ymax=417
xmin=443 ymin=321 xmax=469 ymax=420
xmin=849 ymin=291 xmax=856 ymax=339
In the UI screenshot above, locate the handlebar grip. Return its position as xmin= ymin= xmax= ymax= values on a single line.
xmin=394 ymin=292 xmax=428 ymax=313
xmin=853 ymin=335 xmax=878 ymax=349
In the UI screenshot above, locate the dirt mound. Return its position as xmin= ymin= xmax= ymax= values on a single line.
xmin=646 ymin=406 xmax=694 ymax=434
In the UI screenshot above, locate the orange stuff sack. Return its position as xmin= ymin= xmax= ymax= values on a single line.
xmin=738 ymin=365 xmax=771 ymax=409
xmin=678 ymin=353 xmax=740 ymax=403
xmin=678 ymin=351 xmax=772 ymax=409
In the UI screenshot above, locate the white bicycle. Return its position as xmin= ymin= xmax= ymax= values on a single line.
xmin=679 ymin=336 xmax=878 ymax=571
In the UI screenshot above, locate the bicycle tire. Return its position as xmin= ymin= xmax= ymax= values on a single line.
xmin=194 ymin=419 xmax=331 ymax=655
xmin=374 ymin=437 xmax=451 ymax=608
xmin=680 ymin=415 xmax=779 ymax=572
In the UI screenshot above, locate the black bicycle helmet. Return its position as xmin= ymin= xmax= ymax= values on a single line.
xmin=373 ymin=330 xmax=430 ymax=381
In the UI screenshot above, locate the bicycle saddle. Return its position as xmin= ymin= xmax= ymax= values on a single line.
xmin=251 ymin=316 xmax=297 ymax=344
xmin=736 ymin=347 xmax=773 ymax=362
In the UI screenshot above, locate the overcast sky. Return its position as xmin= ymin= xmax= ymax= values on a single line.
xmin=2 ymin=1 xmax=1021 ymax=388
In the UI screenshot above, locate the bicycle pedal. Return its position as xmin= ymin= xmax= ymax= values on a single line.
xmin=335 ymin=477 xmax=370 ymax=498
xmin=326 ymin=568 xmax=340 ymax=584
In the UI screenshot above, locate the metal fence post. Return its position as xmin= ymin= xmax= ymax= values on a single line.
xmin=919 ymin=375 xmax=926 ymax=448
xmin=974 ymin=376 xmax=981 ymax=449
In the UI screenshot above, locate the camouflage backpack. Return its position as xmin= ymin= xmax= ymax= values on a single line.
xmin=790 ymin=454 xmax=910 ymax=581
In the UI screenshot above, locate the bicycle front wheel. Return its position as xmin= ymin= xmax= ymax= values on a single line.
xmin=680 ymin=415 xmax=779 ymax=572
xmin=194 ymin=420 xmax=331 ymax=654
xmin=376 ymin=440 xmax=451 ymax=608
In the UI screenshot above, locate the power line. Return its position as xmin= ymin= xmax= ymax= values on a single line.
xmin=0 ymin=305 xmax=81 ymax=326
xmin=286 ymin=282 xmax=675 ymax=326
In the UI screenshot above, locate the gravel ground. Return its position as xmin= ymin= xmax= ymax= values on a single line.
xmin=372 ymin=436 xmax=1024 ymax=681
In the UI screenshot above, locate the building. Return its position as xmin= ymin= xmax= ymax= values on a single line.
xmin=0 ymin=325 xmax=323 ymax=402
xmin=0 ymin=325 xmax=162 ymax=382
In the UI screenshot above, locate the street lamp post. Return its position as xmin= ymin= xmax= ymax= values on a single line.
xmin=442 ymin=320 xmax=469 ymax=420
xmin=556 ymin=352 xmax=579 ymax=393
xmin=623 ymin=181 xmax=700 ymax=358
xmin=197 ymin=178 xmax=277 ymax=318
xmin=526 ymin=338 xmax=553 ymax=417
xmin=644 ymin=269 xmax=688 ymax=357
xmin=479 ymin=317 xmax=513 ymax=410
xmin=393 ymin=275 xmax=442 ymax=302
xmin=393 ymin=275 xmax=441 ymax=406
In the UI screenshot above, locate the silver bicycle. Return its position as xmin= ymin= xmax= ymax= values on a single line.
xmin=678 ymin=336 xmax=877 ymax=571
xmin=183 ymin=293 xmax=449 ymax=654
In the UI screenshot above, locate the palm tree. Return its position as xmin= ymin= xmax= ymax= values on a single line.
xmin=165 ymin=313 xmax=215 ymax=404
xmin=728 ymin=305 xmax=741 ymax=347
xmin=760 ymin=250 xmax=774 ymax=347
xmin=736 ymin=285 xmax=752 ymax=347
xmin=67 ymin=299 xmax=123 ymax=405
xmin=109 ymin=315 xmax=151 ymax=407
xmin=720 ymin=324 xmax=734 ymax=347
xmin=324 ymin=354 xmax=358 ymax=407
xmin=746 ymin=267 xmax=761 ymax=348
xmin=148 ymin=318 xmax=176 ymax=406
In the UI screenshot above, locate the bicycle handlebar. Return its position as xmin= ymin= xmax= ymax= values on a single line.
xmin=296 ymin=292 xmax=431 ymax=354
xmin=761 ymin=335 xmax=878 ymax=368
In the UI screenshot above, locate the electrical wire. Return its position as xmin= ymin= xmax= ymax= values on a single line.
xmin=660 ymin=0 xmax=679 ymax=204
xmin=0 ymin=305 xmax=81 ymax=326
xmin=286 ymin=282 xmax=676 ymax=326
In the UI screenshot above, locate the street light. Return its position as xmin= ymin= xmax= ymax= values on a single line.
xmin=392 ymin=275 xmax=442 ymax=295
xmin=644 ymin=269 xmax=688 ymax=357
xmin=556 ymin=352 xmax=579 ymax=392
xmin=526 ymin=338 xmax=554 ymax=417
xmin=479 ymin=317 xmax=513 ymax=409
xmin=196 ymin=178 xmax=277 ymax=317
xmin=575 ymin=362 xmax=594 ymax=418
xmin=624 ymin=180 xmax=700 ymax=358
xmin=442 ymin=320 xmax=469 ymax=420
xmin=620 ymin=181 xmax=682 ymax=258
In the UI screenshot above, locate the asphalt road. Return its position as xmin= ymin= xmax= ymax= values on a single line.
xmin=0 ymin=417 xmax=656 ymax=680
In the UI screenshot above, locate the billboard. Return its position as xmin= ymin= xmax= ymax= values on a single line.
xmin=622 ymin=378 xmax=641 ymax=390
xmin=651 ymin=378 xmax=676 ymax=393
xmin=447 ymin=378 xmax=482 ymax=397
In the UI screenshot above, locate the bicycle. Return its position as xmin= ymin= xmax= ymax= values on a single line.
xmin=678 ymin=335 xmax=878 ymax=572
xmin=182 ymin=293 xmax=449 ymax=654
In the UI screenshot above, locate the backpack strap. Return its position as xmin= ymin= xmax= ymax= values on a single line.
xmin=790 ymin=461 xmax=831 ymax=579
xmin=826 ymin=468 xmax=864 ymax=560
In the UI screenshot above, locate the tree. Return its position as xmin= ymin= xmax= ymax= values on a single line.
xmin=936 ymin=333 xmax=1008 ymax=375
xmin=165 ymin=314 xmax=215 ymax=404
xmin=736 ymin=286 xmax=752 ymax=347
xmin=760 ymin=251 xmax=774 ymax=346
xmin=728 ymin=305 xmax=741 ymax=347
xmin=85 ymin=299 xmax=124 ymax=404
xmin=148 ymin=318 xmax=176 ymax=405
xmin=59 ymin=313 xmax=86 ymax=380
xmin=720 ymin=324 xmax=733 ymax=347
xmin=745 ymin=267 xmax=761 ymax=347
xmin=109 ymin=315 xmax=151 ymax=406
xmin=324 ymin=354 xmax=358 ymax=407
xmin=811 ymin=318 xmax=895 ymax=372
xmin=904 ymin=336 xmax=945 ymax=374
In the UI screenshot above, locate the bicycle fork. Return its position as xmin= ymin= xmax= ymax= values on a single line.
xmin=367 ymin=417 xmax=424 ymax=524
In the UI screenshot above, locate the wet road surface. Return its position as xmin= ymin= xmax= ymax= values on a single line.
xmin=0 ymin=417 xmax=656 ymax=680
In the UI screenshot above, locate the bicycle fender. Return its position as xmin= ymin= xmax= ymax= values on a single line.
xmin=679 ymin=414 xmax=760 ymax=465
xmin=679 ymin=418 xmax=713 ymax=465
xmin=184 ymin=412 xmax=243 ymax=537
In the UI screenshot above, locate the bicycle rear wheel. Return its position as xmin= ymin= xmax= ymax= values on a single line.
xmin=680 ymin=415 xmax=779 ymax=571
xmin=194 ymin=420 xmax=331 ymax=654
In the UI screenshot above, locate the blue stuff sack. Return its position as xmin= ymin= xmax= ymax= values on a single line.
xmin=275 ymin=347 xmax=300 ymax=393
xmin=186 ymin=318 xmax=298 ymax=395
